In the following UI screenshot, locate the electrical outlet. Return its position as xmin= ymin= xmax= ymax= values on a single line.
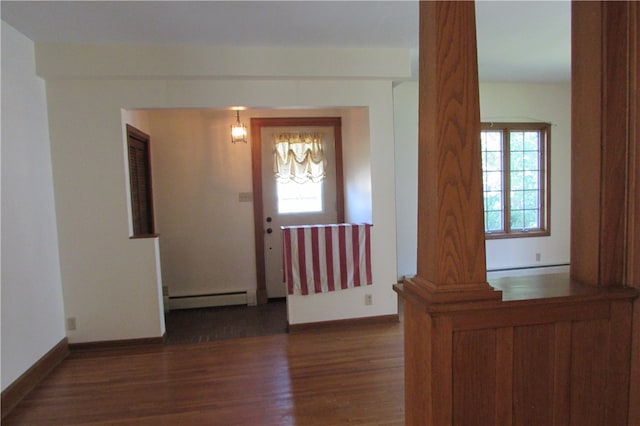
xmin=365 ymin=294 xmax=373 ymax=305
xmin=535 ymin=253 xmax=541 ymax=262
xmin=65 ymin=317 xmax=76 ymax=331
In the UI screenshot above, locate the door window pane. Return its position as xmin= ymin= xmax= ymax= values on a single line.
xmin=277 ymin=181 xmax=323 ymax=214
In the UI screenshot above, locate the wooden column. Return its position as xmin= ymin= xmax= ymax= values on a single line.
xmin=403 ymin=1 xmax=500 ymax=304
xmin=571 ymin=1 xmax=635 ymax=287
xmin=397 ymin=1 xmax=638 ymax=424
xmin=572 ymin=4 xmax=640 ymax=422
xmin=399 ymin=2 xmax=501 ymax=424
xmin=624 ymin=2 xmax=639 ymax=423
xmin=630 ymin=2 xmax=640 ymax=420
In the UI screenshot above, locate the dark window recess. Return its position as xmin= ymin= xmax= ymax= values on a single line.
xmin=127 ymin=124 xmax=155 ymax=236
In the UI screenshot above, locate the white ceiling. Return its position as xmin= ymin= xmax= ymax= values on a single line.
xmin=1 ymin=1 xmax=571 ymax=82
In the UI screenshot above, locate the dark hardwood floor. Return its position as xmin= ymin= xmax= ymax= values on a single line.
xmin=164 ymin=299 xmax=288 ymax=345
xmin=4 ymin=312 xmax=404 ymax=425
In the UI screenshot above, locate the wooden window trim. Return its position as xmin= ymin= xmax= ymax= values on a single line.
xmin=481 ymin=122 xmax=551 ymax=240
xmin=126 ymin=124 xmax=157 ymax=238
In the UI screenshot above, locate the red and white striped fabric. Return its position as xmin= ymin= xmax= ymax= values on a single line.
xmin=282 ymin=224 xmax=373 ymax=295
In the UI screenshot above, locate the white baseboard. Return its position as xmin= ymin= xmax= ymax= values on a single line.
xmin=168 ymin=292 xmax=248 ymax=310
xmin=487 ymin=264 xmax=570 ymax=279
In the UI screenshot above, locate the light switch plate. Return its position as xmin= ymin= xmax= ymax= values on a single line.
xmin=239 ymin=192 xmax=253 ymax=202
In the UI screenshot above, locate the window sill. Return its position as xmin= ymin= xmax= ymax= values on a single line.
xmin=485 ymin=230 xmax=550 ymax=240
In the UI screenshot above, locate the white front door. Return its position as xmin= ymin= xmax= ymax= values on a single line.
xmin=261 ymin=126 xmax=339 ymax=298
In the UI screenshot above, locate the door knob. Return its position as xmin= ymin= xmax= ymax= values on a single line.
xmin=266 ymin=228 xmax=273 ymax=234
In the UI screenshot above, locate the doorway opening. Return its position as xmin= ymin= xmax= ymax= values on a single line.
xmin=251 ymin=117 xmax=345 ymax=305
xmin=123 ymin=108 xmax=368 ymax=342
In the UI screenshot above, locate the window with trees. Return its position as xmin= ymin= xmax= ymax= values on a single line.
xmin=480 ymin=122 xmax=550 ymax=239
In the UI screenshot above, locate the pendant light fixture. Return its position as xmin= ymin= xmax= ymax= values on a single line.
xmin=231 ymin=110 xmax=247 ymax=144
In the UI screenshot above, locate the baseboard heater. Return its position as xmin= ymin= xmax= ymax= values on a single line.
xmin=168 ymin=291 xmax=250 ymax=310
xmin=487 ymin=263 xmax=570 ymax=279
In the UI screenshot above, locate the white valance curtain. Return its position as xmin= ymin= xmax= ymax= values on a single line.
xmin=273 ymin=132 xmax=326 ymax=184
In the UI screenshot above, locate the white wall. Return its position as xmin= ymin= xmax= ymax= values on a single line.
xmin=146 ymin=109 xmax=256 ymax=299
xmin=1 ymin=22 xmax=66 ymax=390
xmin=393 ymin=81 xmax=571 ymax=279
xmin=480 ymin=83 xmax=571 ymax=270
xmin=37 ymin=43 xmax=408 ymax=336
xmin=342 ymin=107 xmax=373 ymax=224
xmin=35 ymin=44 xmax=410 ymax=81
xmin=42 ymin=79 xmax=167 ymax=344
xmin=120 ymin=109 xmax=167 ymax=320
xmin=393 ymin=82 xmax=419 ymax=280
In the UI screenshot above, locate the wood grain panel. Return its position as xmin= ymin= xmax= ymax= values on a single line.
xmin=552 ymin=322 xmax=571 ymax=424
xmin=631 ymin=286 xmax=640 ymax=424
xmin=630 ymin=277 xmax=640 ymax=422
xmin=629 ymin=1 xmax=640 ymax=285
xmin=452 ymin=300 xmax=611 ymax=331
xmin=599 ymin=1 xmax=630 ymax=286
xmin=415 ymin=0 xmax=488 ymax=289
xmin=495 ymin=327 xmax=514 ymax=425
xmin=452 ymin=329 xmax=496 ymax=426
xmin=431 ymin=316 xmax=453 ymax=425
xmin=571 ymin=1 xmax=635 ymax=287
xmin=628 ymin=3 xmax=640 ymax=423
xmin=403 ymin=299 xmax=454 ymax=426
xmin=605 ymin=301 xmax=633 ymax=425
xmin=628 ymin=0 xmax=640 ymax=288
xmin=513 ymin=324 xmax=555 ymax=425
xmin=571 ymin=1 xmax=603 ymax=285
xmin=403 ymin=300 xmax=430 ymax=426
xmin=397 ymin=277 xmax=636 ymax=426
xmin=569 ymin=319 xmax=610 ymax=425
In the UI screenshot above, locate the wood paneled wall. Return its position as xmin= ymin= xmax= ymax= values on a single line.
xmin=626 ymin=2 xmax=640 ymax=422
xmin=572 ymin=3 xmax=639 ymax=422
xmin=398 ymin=276 xmax=635 ymax=425
xmin=396 ymin=1 xmax=638 ymax=424
xmin=571 ymin=1 xmax=636 ymax=287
